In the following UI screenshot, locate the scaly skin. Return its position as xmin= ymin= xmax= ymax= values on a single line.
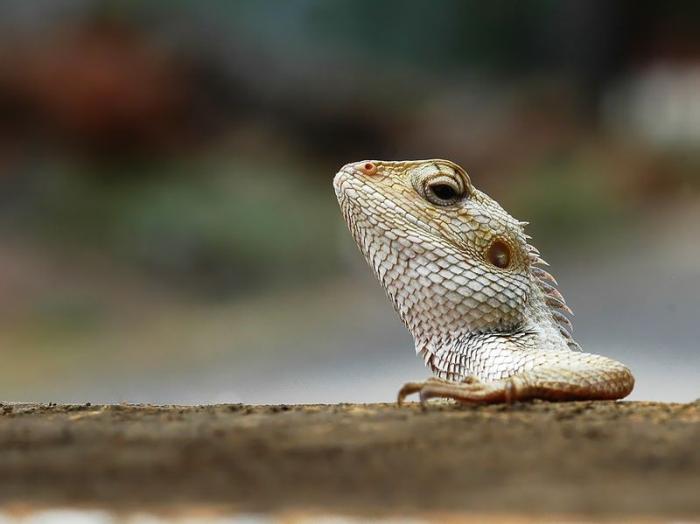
xmin=333 ymin=159 xmax=634 ymax=404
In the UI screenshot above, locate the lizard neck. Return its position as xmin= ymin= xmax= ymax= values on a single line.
xmin=415 ymin=320 xmax=569 ymax=382
xmin=342 ymin=191 xmax=577 ymax=362
xmin=373 ymin=246 xmax=529 ymax=344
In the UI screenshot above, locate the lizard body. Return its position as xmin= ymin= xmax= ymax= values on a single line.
xmin=333 ymin=159 xmax=634 ymax=404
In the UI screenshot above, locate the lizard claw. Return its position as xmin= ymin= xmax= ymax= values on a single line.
xmin=397 ymin=376 xmax=512 ymax=406
xmin=397 ymin=381 xmax=426 ymax=406
xmin=397 ymin=377 xmax=456 ymax=406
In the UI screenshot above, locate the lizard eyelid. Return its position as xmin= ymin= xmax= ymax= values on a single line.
xmin=423 ymin=176 xmax=466 ymax=206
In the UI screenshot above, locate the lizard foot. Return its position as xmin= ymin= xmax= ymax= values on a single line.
xmin=397 ymin=376 xmax=516 ymax=406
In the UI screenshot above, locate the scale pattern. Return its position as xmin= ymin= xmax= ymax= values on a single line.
xmin=334 ymin=159 xmax=634 ymax=403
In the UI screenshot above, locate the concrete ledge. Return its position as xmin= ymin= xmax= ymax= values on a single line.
xmin=0 ymin=401 xmax=698 ymax=518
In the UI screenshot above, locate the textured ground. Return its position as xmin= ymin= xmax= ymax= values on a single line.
xmin=0 ymin=401 xmax=699 ymax=520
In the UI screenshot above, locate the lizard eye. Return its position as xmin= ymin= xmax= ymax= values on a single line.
xmin=486 ymin=239 xmax=511 ymax=269
xmin=422 ymin=176 xmax=464 ymax=206
xmin=430 ymin=183 xmax=457 ymax=200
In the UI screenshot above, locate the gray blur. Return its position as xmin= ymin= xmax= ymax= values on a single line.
xmin=0 ymin=1 xmax=698 ymax=404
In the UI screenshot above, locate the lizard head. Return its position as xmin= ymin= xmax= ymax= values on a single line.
xmin=334 ymin=159 xmax=578 ymax=361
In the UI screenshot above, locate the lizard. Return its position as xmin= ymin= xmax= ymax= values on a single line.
xmin=333 ymin=159 xmax=635 ymax=405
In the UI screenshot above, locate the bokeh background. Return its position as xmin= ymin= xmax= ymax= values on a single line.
xmin=1 ymin=0 xmax=698 ymax=404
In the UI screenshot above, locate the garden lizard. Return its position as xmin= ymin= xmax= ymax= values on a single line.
xmin=333 ymin=159 xmax=634 ymax=404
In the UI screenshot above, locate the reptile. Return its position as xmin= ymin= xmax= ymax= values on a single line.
xmin=333 ymin=159 xmax=634 ymax=404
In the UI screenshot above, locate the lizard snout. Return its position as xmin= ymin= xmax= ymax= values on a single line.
xmin=333 ymin=160 xmax=382 ymax=197
xmin=357 ymin=161 xmax=378 ymax=176
xmin=339 ymin=160 xmax=381 ymax=178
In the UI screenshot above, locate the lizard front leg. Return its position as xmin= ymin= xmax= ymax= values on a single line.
xmin=398 ymin=352 xmax=635 ymax=405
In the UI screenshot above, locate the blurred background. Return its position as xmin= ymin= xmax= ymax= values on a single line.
xmin=0 ymin=0 xmax=698 ymax=404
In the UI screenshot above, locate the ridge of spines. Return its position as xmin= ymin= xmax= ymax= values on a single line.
xmin=524 ymin=235 xmax=580 ymax=351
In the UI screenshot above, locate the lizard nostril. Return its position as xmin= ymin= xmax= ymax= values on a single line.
xmin=360 ymin=162 xmax=378 ymax=176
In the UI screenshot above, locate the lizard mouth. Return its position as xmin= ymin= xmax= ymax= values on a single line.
xmin=333 ymin=168 xmax=446 ymax=243
xmin=332 ymin=168 xmax=355 ymax=200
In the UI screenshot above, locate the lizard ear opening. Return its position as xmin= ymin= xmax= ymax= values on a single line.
xmin=486 ymin=239 xmax=511 ymax=269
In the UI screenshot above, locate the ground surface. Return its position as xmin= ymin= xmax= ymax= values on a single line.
xmin=0 ymin=401 xmax=699 ymax=520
